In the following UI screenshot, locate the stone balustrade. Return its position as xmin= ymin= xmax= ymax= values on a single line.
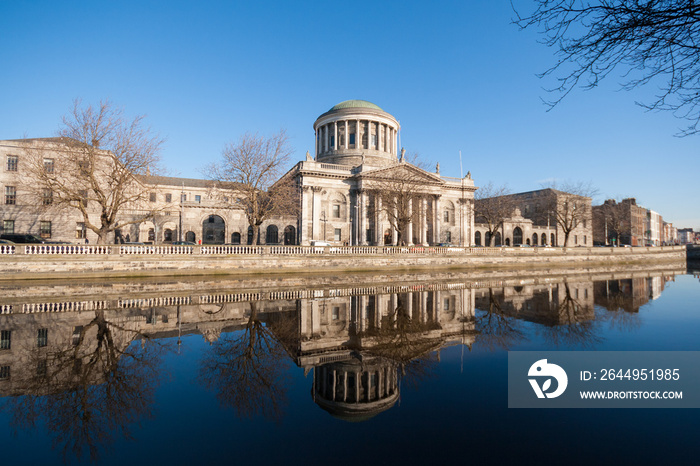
xmin=0 ymin=244 xmax=689 ymax=257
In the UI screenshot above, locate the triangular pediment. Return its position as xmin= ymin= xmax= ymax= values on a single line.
xmin=354 ymin=162 xmax=444 ymax=184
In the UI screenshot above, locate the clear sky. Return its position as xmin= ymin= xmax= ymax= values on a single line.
xmin=2 ymin=1 xmax=698 ymax=229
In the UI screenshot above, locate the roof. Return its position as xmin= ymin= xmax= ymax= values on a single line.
xmin=137 ymin=174 xmax=240 ymax=189
xmin=329 ymin=100 xmax=383 ymax=112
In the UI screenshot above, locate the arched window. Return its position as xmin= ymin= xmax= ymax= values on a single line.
xmin=505 ymin=237 xmax=511 ymax=246
xmin=231 ymin=232 xmax=241 ymax=244
xmin=283 ymin=226 xmax=296 ymax=245
xmin=185 ymin=231 xmax=196 ymax=243
xmin=266 ymin=225 xmax=279 ymax=244
xmin=164 ymin=229 xmax=173 ymax=242
xmin=148 ymin=228 xmax=155 ymax=242
xmin=551 ymin=233 xmax=556 ymax=246
xmin=541 ymin=233 xmax=547 ymax=245
xmin=513 ymin=227 xmax=523 ymax=245
xmin=494 ymin=232 xmax=502 ymax=246
xmin=475 ymin=231 xmax=482 ymax=246
xmin=532 ymin=233 xmax=538 ymax=246
xmin=485 ymin=231 xmax=492 ymax=247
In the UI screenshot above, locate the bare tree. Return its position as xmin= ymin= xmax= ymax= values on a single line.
xmin=365 ymin=160 xmax=438 ymax=246
xmin=21 ymin=100 xmax=163 ymax=243
xmin=474 ymin=182 xmax=515 ymax=246
xmin=538 ymin=181 xmax=597 ymax=246
xmin=0 ymin=310 xmax=163 ymax=462
xmin=206 ymin=130 xmax=297 ymax=245
xmin=513 ymin=0 xmax=700 ymax=135
xmin=199 ymin=302 xmax=291 ymax=421
xmin=593 ymin=199 xmax=630 ymax=245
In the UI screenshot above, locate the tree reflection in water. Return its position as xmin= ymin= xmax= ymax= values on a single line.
xmin=475 ymin=288 xmax=528 ymax=351
xmin=0 ymin=309 xmax=164 ymax=463
xmin=360 ymin=295 xmax=444 ymax=389
xmin=535 ymin=281 xmax=602 ymax=348
xmin=199 ymin=302 xmax=294 ymax=421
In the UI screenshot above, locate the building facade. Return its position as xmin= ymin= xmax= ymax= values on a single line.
xmin=1 ymin=100 xmax=476 ymax=246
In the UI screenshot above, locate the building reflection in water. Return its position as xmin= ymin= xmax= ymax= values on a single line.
xmin=0 ymin=267 xmax=682 ymax=459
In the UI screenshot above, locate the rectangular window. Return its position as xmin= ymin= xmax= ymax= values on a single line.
xmin=446 ymin=231 xmax=452 ymax=243
xmin=332 ymin=306 xmax=340 ymax=321
xmin=42 ymin=189 xmax=53 ymax=205
xmin=574 ymin=235 xmax=578 ymax=245
xmin=78 ymin=190 xmax=88 ymax=207
xmin=334 ymin=228 xmax=341 ymax=242
xmin=0 ymin=366 xmax=9 ymax=380
xmin=43 ymin=158 xmax=54 ymax=173
xmin=6 ymin=155 xmax=18 ymax=172
xmin=76 ymin=222 xmax=86 ymax=239
xmin=332 ymin=204 xmax=340 ymax=218
xmin=165 ymin=193 xmax=172 ymax=203
xmin=444 ymin=210 xmax=449 ymax=222
xmin=149 ymin=192 xmax=156 ymax=202
xmin=329 ymin=135 xmax=335 ymax=148
xmin=3 ymin=220 xmax=14 ymax=235
xmin=37 ymin=328 xmax=48 ymax=347
xmin=195 ymin=195 xmax=201 ymax=203
xmin=5 ymin=186 xmax=16 ymax=205
xmin=584 ymin=235 xmax=587 ymax=245
xmin=181 ymin=194 xmax=187 ymax=202
xmin=349 ymin=133 xmax=356 ymax=146
xmin=443 ymin=298 xmax=450 ymax=311
xmin=40 ymin=221 xmax=51 ymax=239
xmin=0 ymin=330 xmax=11 ymax=350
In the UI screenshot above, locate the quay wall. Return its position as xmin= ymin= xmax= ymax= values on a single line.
xmin=0 ymin=244 xmax=687 ymax=281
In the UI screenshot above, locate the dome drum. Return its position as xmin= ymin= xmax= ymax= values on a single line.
xmin=313 ymin=101 xmax=400 ymax=167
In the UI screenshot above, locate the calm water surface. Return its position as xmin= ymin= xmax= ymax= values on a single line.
xmin=1 ymin=267 xmax=699 ymax=465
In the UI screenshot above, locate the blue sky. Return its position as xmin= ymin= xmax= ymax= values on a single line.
xmin=2 ymin=1 xmax=697 ymax=229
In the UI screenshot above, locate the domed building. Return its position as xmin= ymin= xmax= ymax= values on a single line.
xmin=287 ymin=100 xmax=476 ymax=246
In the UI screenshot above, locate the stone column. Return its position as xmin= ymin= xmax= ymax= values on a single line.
xmin=434 ymin=195 xmax=441 ymax=244
xmin=300 ymin=186 xmax=310 ymax=245
xmin=356 ymin=119 xmax=360 ymax=149
xmin=344 ymin=120 xmax=349 ymax=149
xmin=323 ymin=125 xmax=329 ymax=154
xmin=421 ymin=197 xmax=428 ymax=245
xmin=333 ymin=121 xmax=338 ymax=151
xmin=312 ymin=187 xmax=322 ymax=241
xmin=358 ymin=190 xmax=366 ymax=245
xmin=376 ymin=196 xmax=383 ymax=245
xmin=407 ymin=198 xmax=413 ymax=245
xmin=314 ymin=129 xmax=318 ymax=159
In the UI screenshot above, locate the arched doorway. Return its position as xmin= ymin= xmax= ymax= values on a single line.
xmin=283 ymin=225 xmax=296 ymax=245
xmin=231 ymin=232 xmax=241 ymax=244
xmin=532 ymin=233 xmax=538 ymax=245
xmin=475 ymin=231 xmax=482 ymax=246
xmin=494 ymin=232 xmax=502 ymax=246
xmin=513 ymin=227 xmax=523 ymax=246
xmin=202 ymin=215 xmax=225 ymax=244
xmin=148 ymin=228 xmax=155 ymax=243
xmin=185 ymin=231 xmax=196 ymax=243
xmin=266 ymin=225 xmax=279 ymax=244
xmin=551 ymin=233 xmax=556 ymax=246
xmin=541 ymin=233 xmax=547 ymax=245
xmin=384 ymin=229 xmax=393 ymax=245
xmin=164 ymin=229 xmax=173 ymax=242
xmin=505 ymin=237 xmax=510 ymax=246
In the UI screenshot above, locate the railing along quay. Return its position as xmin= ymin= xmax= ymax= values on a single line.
xmin=0 ymin=243 xmax=686 ymax=257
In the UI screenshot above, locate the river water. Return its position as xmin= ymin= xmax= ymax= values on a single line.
xmin=1 ymin=264 xmax=699 ymax=464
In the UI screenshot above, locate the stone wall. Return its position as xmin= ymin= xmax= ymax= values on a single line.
xmin=0 ymin=245 xmax=687 ymax=281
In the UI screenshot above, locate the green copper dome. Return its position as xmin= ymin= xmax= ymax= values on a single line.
xmin=329 ymin=100 xmax=383 ymax=111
